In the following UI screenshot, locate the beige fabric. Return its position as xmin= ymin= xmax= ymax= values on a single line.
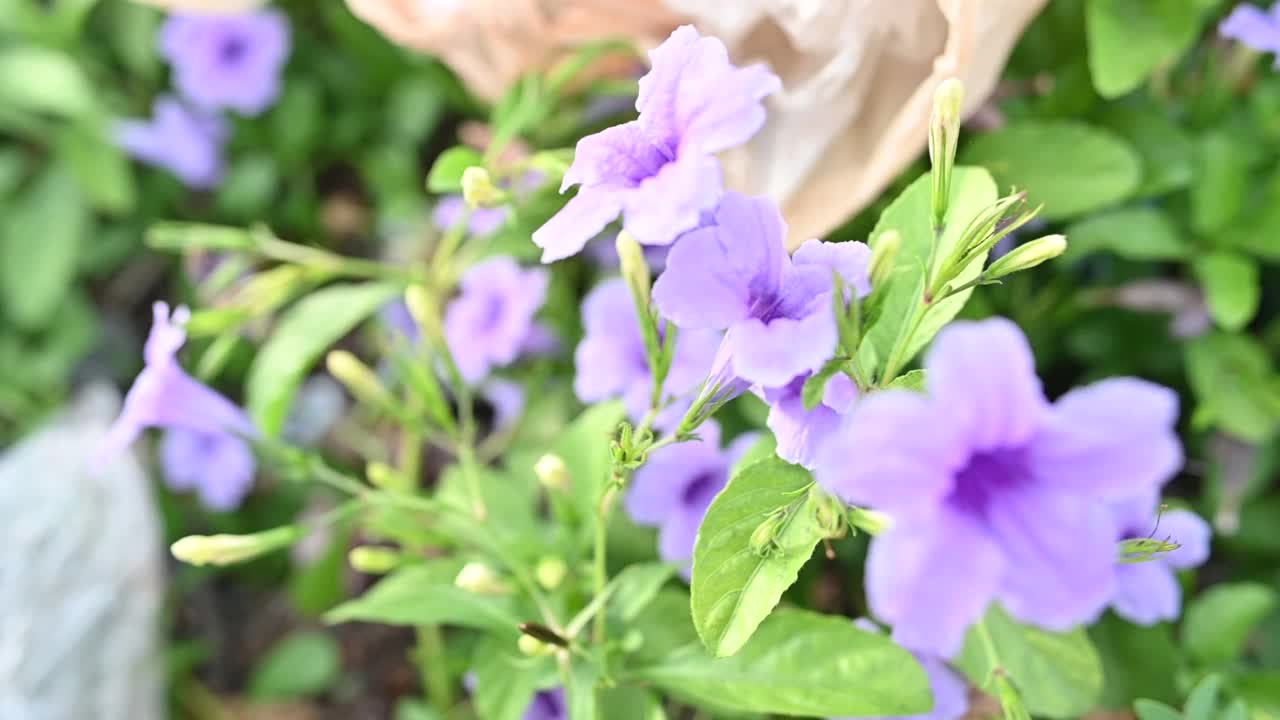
xmin=343 ymin=0 xmax=683 ymax=101
xmin=671 ymin=0 xmax=1048 ymax=247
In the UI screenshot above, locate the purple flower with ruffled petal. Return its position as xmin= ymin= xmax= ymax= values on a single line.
xmin=814 ymin=318 xmax=1182 ymax=657
xmin=1221 ymin=1 xmax=1280 ymax=67
xmin=574 ymin=277 xmax=718 ymax=428
xmin=523 ymin=688 xmax=566 ymax=720
xmin=444 ymin=257 xmax=549 ymax=384
xmin=764 ymin=372 xmax=858 ymax=469
xmin=99 ymin=302 xmax=257 ymax=510
xmin=115 ymin=96 xmax=226 ymax=189
xmin=159 ymin=9 xmax=290 ymax=115
xmin=532 ymin=26 xmax=780 ymax=262
xmin=843 ymin=620 xmax=968 ymax=720
xmin=1109 ymin=493 xmax=1211 ymax=625
xmin=653 ymin=191 xmax=871 ymax=389
xmin=626 ymin=421 xmax=758 ymax=574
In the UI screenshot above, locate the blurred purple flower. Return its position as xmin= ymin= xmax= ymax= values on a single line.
xmin=843 ymin=620 xmax=968 ymax=720
xmin=99 ymin=302 xmax=257 ymax=510
xmin=433 ymin=196 xmax=508 ymax=237
xmin=574 ymin=277 xmax=719 ymax=428
xmin=481 ymin=377 xmax=525 ymax=433
xmin=763 ymin=372 xmax=858 ymax=469
xmin=653 ymin=191 xmax=870 ymax=389
xmin=115 ymin=96 xmax=227 ymax=189
xmin=1109 ymin=492 xmax=1211 ymax=625
xmin=444 ymin=257 xmax=549 ymax=384
xmin=814 ymin=318 xmax=1182 ymax=657
xmin=523 ymin=688 xmax=566 ymax=720
xmin=159 ymin=9 xmax=291 ymax=115
xmin=1221 ymin=1 xmax=1280 ymax=67
xmin=533 ymin=25 xmax=780 ymax=262
xmin=584 ymin=230 xmax=670 ymax=273
xmin=625 ymin=421 xmax=758 ymax=574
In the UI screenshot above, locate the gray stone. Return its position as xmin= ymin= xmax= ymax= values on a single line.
xmin=0 ymin=384 xmax=164 ymax=720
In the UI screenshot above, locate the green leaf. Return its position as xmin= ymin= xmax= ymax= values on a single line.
xmin=801 ymin=357 xmax=845 ymax=410
xmin=1182 ymin=583 xmax=1278 ymax=665
xmin=56 ymin=122 xmax=135 ymax=214
xmin=691 ymin=457 xmax=822 ymax=657
xmin=730 ymin=433 xmax=777 ymax=476
xmin=1086 ymin=0 xmax=1206 ymax=98
xmin=1090 ymin=613 xmax=1179 ymax=708
xmin=1185 ymin=333 xmax=1280 ymax=443
xmin=567 ymin=662 xmax=599 ymax=720
xmin=247 ymin=630 xmax=342 ymax=700
xmin=858 ymin=167 xmax=999 ymax=378
xmin=325 ymin=563 xmax=525 ymax=634
xmin=0 ymin=46 xmax=96 ymax=118
xmin=1192 ymin=132 xmax=1251 ymax=236
xmin=471 ymin=635 xmax=544 ymax=720
xmin=1134 ymin=699 xmax=1185 ymax=720
xmin=247 ymin=282 xmax=400 ymax=436
xmin=1096 ymin=101 xmax=1195 ymax=197
xmin=598 ymin=686 xmax=667 ymax=720
xmin=1193 ymin=252 xmax=1260 ymax=331
xmin=552 ymin=401 xmax=625 ymax=535
xmin=885 ymin=369 xmax=927 ymax=393
xmin=634 ymin=608 xmax=930 ymax=716
xmin=608 ymin=562 xmax=676 ymax=623
xmin=1063 ymin=207 xmax=1189 ymax=263
xmin=426 ymin=146 xmax=483 ymax=193
xmin=960 ymin=121 xmax=1140 ymax=220
xmin=215 ymin=154 xmax=279 ymax=220
xmin=0 ymin=166 xmax=87 ymax=330
xmin=956 ymin=605 xmax=1104 ymax=718
xmin=1184 ymin=674 xmax=1222 ymax=720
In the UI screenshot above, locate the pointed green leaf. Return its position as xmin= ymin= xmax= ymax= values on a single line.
xmin=1193 ymin=252 xmax=1260 ymax=331
xmin=325 ymin=562 xmax=524 ymax=634
xmin=1183 ymin=583 xmax=1278 ymax=665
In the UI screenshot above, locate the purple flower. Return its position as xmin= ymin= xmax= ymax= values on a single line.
xmin=814 ymin=318 xmax=1182 ymax=657
xmin=99 ymin=302 xmax=257 ymax=510
xmin=481 ymin=377 xmax=525 ymax=433
xmin=584 ymin=230 xmax=670 ymax=273
xmin=763 ymin=371 xmax=858 ymax=469
xmin=159 ymin=9 xmax=290 ymax=115
xmin=523 ymin=688 xmax=566 ymax=720
xmin=573 ymin=277 xmax=719 ymax=428
xmin=115 ymin=96 xmax=227 ymax=189
xmin=652 ymin=191 xmax=871 ymax=389
xmin=843 ymin=620 xmax=968 ymax=720
xmin=1109 ymin=493 xmax=1211 ymax=625
xmin=433 ymin=196 xmax=508 ymax=237
xmin=625 ymin=421 xmax=758 ymax=574
xmin=1221 ymin=1 xmax=1280 ymax=67
xmin=444 ymin=257 xmax=549 ymax=384
xmin=532 ymin=26 xmax=780 ymax=262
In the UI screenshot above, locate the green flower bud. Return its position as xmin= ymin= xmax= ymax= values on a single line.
xmin=534 ymin=556 xmax=568 ymax=590
xmin=534 ymin=453 xmax=571 ymax=491
xmin=847 ymin=506 xmax=891 ymax=536
xmin=984 ymin=234 xmax=1067 ymax=280
xmin=749 ymin=509 xmax=789 ymax=557
xmin=811 ymin=487 xmax=848 ymax=539
xmin=366 ymin=460 xmax=405 ymax=492
xmin=349 ymin=546 xmax=401 ymax=574
xmin=404 ymin=285 xmax=441 ymax=342
xmin=616 ymin=230 xmax=652 ymax=308
xmin=461 ymin=166 xmax=502 ymax=208
xmin=171 ymin=526 xmax=303 ymax=567
xmin=454 ymin=561 xmax=507 ymax=595
xmin=929 ymin=78 xmax=964 ymax=230
xmin=869 ymin=230 xmax=901 ymax=290
xmin=517 ymin=634 xmax=555 ymax=657
xmin=327 ymin=350 xmax=397 ymax=413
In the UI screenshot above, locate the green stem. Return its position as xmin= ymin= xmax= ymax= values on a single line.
xmin=879 ymin=300 xmax=929 ymax=385
xmin=415 ymin=625 xmax=453 ymax=713
xmin=592 ymin=479 xmax=622 ymax=644
xmin=457 ymin=440 xmax=487 ymax=520
xmin=256 ymin=232 xmax=419 ymax=283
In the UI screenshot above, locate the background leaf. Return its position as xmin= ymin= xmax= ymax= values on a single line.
xmin=246 ymin=281 xmax=400 ymax=436
xmin=1086 ymin=0 xmax=1208 ymax=98
xmin=325 ymin=562 xmax=526 ymax=634
xmin=1064 ymin=206 xmax=1189 ymax=263
xmin=1182 ymin=583 xmax=1278 ymax=666
xmin=0 ymin=165 xmax=87 ymax=330
xmin=690 ymin=457 xmax=821 ymax=657
xmin=1193 ymin=252 xmax=1260 ymax=332
xmin=247 ymin=630 xmax=342 ymax=700
xmin=1185 ymin=333 xmax=1280 ymax=443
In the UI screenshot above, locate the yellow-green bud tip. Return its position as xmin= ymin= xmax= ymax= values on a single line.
xmin=349 ymin=546 xmax=401 ymax=574
xmin=932 ymin=78 xmax=964 ymax=130
xmin=171 ymin=528 xmax=299 ymax=567
xmin=534 ymin=556 xmax=568 ymax=590
xmin=534 ymin=453 xmax=570 ymax=491
xmin=517 ymin=634 xmax=554 ymax=657
xmin=869 ymin=230 xmax=901 ymax=289
xmin=454 ymin=561 xmax=506 ymax=595
xmin=615 ymin=231 xmax=652 ymax=307
xmin=326 ymin=350 xmax=393 ymax=409
xmin=461 ymin=166 xmax=501 ymax=208
xmin=985 ymin=234 xmax=1067 ymax=280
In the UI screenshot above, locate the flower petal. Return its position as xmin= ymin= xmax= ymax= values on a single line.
xmin=652 ymin=231 xmax=750 ymax=330
xmin=727 ymin=305 xmax=836 ymax=390
xmin=1029 ymin=378 xmax=1182 ymax=499
xmin=621 ymin=150 xmax=720 ymax=247
xmin=533 ymin=191 xmax=623 ymax=263
xmin=1159 ymin=508 xmax=1211 ymax=570
xmin=1111 ymin=562 xmax=1181 ymax=626
xmin=562 ymin=121 xmax=669 ymax=192
xmin=926 ymin=317 xmax=1047 ymax=452
xmin=792 ymin=239 xmax=872 ymax=297
xmin=767 ymin=389 xmax=843 ymax=470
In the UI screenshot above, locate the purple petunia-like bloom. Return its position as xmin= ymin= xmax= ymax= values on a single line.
xmin=159 ymin=10 xmax=291 ymax=115
xmin=1109 ymin=493 xmax=1211 ymax=625
xmin=100 ymin=302 xmax=258 ymax=510
xmin=522 ymin=688 xmax=566 ymax=720
xmin=814 ymin=318 xmax=1182 ymax=657
xmin=1221 ymin=1 xmax=1280 ymax=67
xmin=115 ymin=96 xmax=227 ymax=189
xmin=444 ymin=256 xmax=549 ymax=384
xmin=653 ymin=191 xmax=871 ymax=389
xmin=625 ymin=421 xmax=758 ymax=575
xmin=574 ymin=277 xmax=719 ymax=428
xmin=532 ymin=26 xmax=780 ymax=262
xmin=841 ymin=620 xmax=968 ymax=720
xmin=763 ymin=372 xmax=858 ymax=469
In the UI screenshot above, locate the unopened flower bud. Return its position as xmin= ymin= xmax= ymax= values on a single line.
xmin=454 ymin=561 xmax=506 ymax=594
xmin=847 ymin=506 xmax=891 ymax=536
xmin=869 ymin=231 xmax=900 ymax=290
xmin=984 ymin=234 xmax=1067 ymax=280
xmin=461 ymin=166 xmax=501 ymax=208
xmin=171 ymin=526 xmax=302 ymax=567
xmin=366 ymin=460 xmax=404 ymax=492
xmin=616 ymin=231 xmax=652 ymax=309
xmin=327 ymin=350 xmax=397 ymax=412
xmin=929 ymin=78 xmax=964 ymax=229
xmin=349 ymin=546 xmax=401 ymax=574
xmin=534 ymin=453 xmax=570 ymax=491
xmin=749 ymin=509 xmax=789 ymax=557
xmin=534 ymin=557 xmax=568 ymax=591
xmin=517 ymin=634 xmax=555 ymax=657
xmin=404 ymin=285 xmax=442 ymax=342
xmin=811 ymin=488 xmax=847 ymax=539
